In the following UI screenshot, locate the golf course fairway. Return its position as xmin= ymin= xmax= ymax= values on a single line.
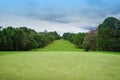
xmin=0 ymin=40 xmax=120 ymax=80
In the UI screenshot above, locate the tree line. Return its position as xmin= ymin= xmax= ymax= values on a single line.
xmin=63 ymin=17 xmax=120 ymax=52
xmin=0 ymin=17 xmax=120 ymax=52
xmin=63 ymin=32 xmax=86 ymax=48
xmin=0 ymin=27 xmax=61 ymax=51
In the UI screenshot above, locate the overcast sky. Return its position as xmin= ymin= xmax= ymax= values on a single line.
xmin=0 ymin=0 xmax=120 ymax=35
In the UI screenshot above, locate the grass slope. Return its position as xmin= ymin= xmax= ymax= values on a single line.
xmin=32 ymin=40 xmax=83 ymax=51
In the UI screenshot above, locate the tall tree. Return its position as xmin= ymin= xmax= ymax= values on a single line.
xmin=83 ymin=30 xmax=97 ymax=51
xmin=97 ymin=17 xmax=120 ymax=52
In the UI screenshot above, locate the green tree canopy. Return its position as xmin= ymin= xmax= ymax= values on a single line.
xmin=97 ymin=17 xmax=120 ymax=52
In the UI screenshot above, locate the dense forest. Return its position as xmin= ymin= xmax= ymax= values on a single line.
xmin=0 ymin=17 xmax=120 ymax=52
xmin=0 ymin=27 xmax=61 ymax=51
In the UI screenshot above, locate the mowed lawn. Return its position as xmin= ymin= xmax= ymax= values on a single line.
xmin=0 ymin=40 xmax=120 ymax=80
xmin=32 ymin=40 xmax=84 ymax=51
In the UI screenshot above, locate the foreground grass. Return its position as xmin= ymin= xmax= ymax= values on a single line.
xmin=0 ymin=51 xmax=120 ymax=80
xmin=0 ymin=40 xmax=120 ymax=80
xmin=32 ymin=40 xmax=84 ymax=51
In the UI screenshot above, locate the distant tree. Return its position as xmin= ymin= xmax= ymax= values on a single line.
xmin=73 ymin=33 xmax=86 ymax=48
xmin=83 ymin=30 xmax=97 ymax=51
xmin=0 ymin=27 xmax=15 ymax=50
xmin=63 ymin=32 xmax=75 ymax=42
xmin=34 ymin=33 xmax=47 ymax=48
xmin=52 ymin=31 xmax=61 ymax=40
xmin=13 ymin=28 xmax=26 ymax=50
xmin=63 ymin=32 xmax=86 ymax=48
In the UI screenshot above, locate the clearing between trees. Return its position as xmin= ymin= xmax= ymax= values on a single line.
xmin=32 ymin=40 xmax=83 ymax=51
xmin=0 ymin=40 xmax=120 ymax=80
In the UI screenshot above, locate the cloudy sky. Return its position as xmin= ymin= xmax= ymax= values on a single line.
xmin=0 ymin=0 xmax=120 ymax=35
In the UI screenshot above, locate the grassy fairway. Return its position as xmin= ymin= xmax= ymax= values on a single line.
xmin=0 ymin=40 xmax=120 ymax=80
xmin=32 ymin=40 xmax=84 ymax=51
xmin=0 ymin=52 xmax=120 ymax=80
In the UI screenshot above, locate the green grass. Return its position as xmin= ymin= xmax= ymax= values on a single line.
xmin=0 ymin=52 xmax=120 ymax=80
xmin=0 ymin=40 xmax=120 ymax=80
xmin=32 ymin=40 xmax=84 ymax=51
